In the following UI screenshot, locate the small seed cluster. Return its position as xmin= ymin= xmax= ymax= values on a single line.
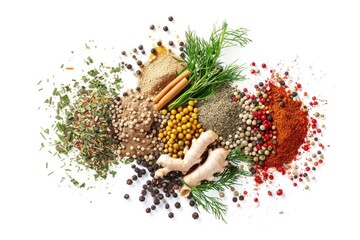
xmin=157 ymin=100 xmax=205 ymax=158
xmin=111 ymin=88 xmax=158 ymax=159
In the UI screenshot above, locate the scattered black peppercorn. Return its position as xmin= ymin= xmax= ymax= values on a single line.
xmin=239 ymin=195 xmax=245 ymax=201
xmin=150 ymin=24 xmax=155 ymax=30
xmin=168 ymin=16 xmax=174 ymax=21
xmin=126 ymin=64 xmax=132 ymax=70
xmin=169 ymin=40 xmax=174 ymax=46
xmin=151 ymin=48 xmax=156 ymax=54
xmin=124 ymin=194 xmax=129 ymax=200
xmin=192 ymin=212 xmax=199 ymax=219
xmin=165 ymin=203 xmax=170 ymax=209
xmin=163 ymin=26 xmax=168 ymax=31
xmin=145 ymin=208 xmax=151 ymax=213
xmin=168 ymin=212 xmax=174 ymax=218
xmin=121 ymin=51 xmax=126 ymax=56
xmin=126 ymin=179 xmax=133 ymax=185
xmin=136 ymin=70 xmax=142 ymax=76
xmin=138 ymin=45 xmax=143 ymax=50
xmin=174 ymin=202 xmax=181 ymax=209
xmin=139 ymin=196 xmax=145 ymax=202
xmin=189 ymin=200 xmax=195 ymax=207
xmin=157 ymin=41 xmax=162 ymax=46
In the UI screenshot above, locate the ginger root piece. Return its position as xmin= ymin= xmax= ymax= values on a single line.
xmin=155 ymin=130 xmax=218 ymax=178
xmin=180 ymin=148 xmax=230 ymax=197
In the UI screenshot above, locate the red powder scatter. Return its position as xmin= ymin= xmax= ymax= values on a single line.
xmin=265 ymin=82 xmax=309 ymax=168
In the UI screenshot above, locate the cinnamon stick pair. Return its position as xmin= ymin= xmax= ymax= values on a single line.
xmin=153 ymin=69 xmax=190 ymax=111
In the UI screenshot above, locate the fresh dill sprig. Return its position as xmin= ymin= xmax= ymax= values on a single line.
xmin=226 ymin=147 xmax=253 ymax=165
xmin=169 ymin=21 xmax=251 ymax=109
xmin=190 ymin=166 xmax=251 ymax=222
xmin=191 ymin=188 xmax=228 ymax=222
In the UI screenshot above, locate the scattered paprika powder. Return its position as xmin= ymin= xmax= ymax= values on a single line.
xmin=265 ymin=82 xmax=309 ymax=168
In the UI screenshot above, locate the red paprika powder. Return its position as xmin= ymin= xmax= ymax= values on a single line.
xmin=265 ymin=82 xmax=309 ymax=168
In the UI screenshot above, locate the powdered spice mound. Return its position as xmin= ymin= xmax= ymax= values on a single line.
xmin=265 ymin=82 xmax=309 ymax=168
xmin=138 ymin=53 xmax=185 ymax=97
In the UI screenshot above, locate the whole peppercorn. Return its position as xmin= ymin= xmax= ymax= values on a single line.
xmin=136 ymin=70 xmax=142 ymax=75
xmin=126 ymin=64 xmax=132 ymax=70
xmin=174 ymin=202 xmax=181 ymax=209
xmin=126 ymin=179 xmax=133 ymax=185
xmin=139 ymin=196 xmax=145 ymax=202
xmin=165 ymin=203 xmax=170 ymax=209
xmin=124 ymin=194 xmax=130 ymax=200
xmin=239 ymin=195 xmax=245 ymax=201
xmin=151 ymin=48 xmax=156 ymax=54
xmin=157 ymin=41 xmax=162 ymax=46
xmin=168 ymin=16 xmax=174 ymax=21
xmin=168 ymin=212 xmax=174 ymax=218
xmin=192 ymin=212 xmax=199 ymax=220
xmin=163 ymin=26 xmax=169 ymax=31
xmin=189 ymin=200 xmax=196 ymax=207
xmin=145 ymin=208 xmax=151 ymax=213
xmin=150 ymin=24 xmax=155 ymax=30
xmin=169 ymin=41 xmax=174 ymax=46
xmin=138 ymin=45 xmax=143 ymax=50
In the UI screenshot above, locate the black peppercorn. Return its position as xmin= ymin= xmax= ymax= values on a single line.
xmin=192 ymin=212 xmax=199 ymax=219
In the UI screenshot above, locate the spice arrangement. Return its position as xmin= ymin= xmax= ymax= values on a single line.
xmin=39 ymin=17 xmax=328 ymax=222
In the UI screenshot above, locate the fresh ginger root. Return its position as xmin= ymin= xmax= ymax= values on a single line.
xmin=155 ymin=130 xmax=218 ymax=178
xmin=180 ymin=148 xmax=230 ymax=197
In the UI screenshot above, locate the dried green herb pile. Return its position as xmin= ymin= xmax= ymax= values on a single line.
xmin=42 ymin=58 xmax=123 ymax=180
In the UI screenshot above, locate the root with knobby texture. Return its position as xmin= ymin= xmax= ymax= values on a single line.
xmin=180 ymin=148 xmax=230 ymax=197
xmin=154 ymin=130 xmax=218 ymax=178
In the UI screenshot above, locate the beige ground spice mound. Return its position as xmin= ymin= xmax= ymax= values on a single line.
xmin=138 ymin=52 xmax=185 ymax=98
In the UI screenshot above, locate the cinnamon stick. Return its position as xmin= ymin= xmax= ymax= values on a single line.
xmin=154 ymin=77 xmax=189 ymax=111
xmin=153 ymin=69 xmax=190 ymax=104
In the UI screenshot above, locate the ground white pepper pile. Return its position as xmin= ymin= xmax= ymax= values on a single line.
xmin=138 ymin=52 xmax=185 ymax=97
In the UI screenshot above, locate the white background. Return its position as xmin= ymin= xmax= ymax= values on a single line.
xmin=1 ymin=0 xmax=359 ymax=239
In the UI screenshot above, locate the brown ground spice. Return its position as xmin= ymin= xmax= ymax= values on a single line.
xmin=138 ymin=52 xmax=185 ymax=98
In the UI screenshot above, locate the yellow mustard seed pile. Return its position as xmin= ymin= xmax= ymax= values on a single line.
xmin=158 ymin=100 xmax=205 ymax=158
